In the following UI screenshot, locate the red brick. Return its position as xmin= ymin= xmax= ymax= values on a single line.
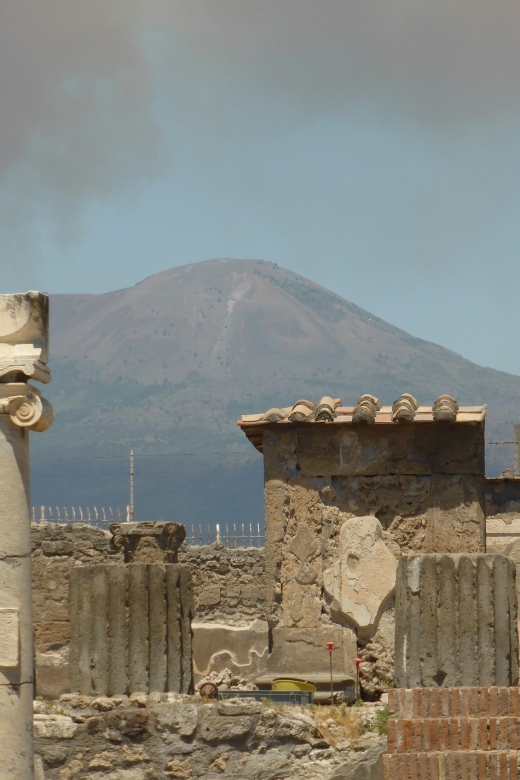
xmin=490 ymin=686 xmax=499 ymax=717
xmin=460 ymin=716 xmax=469 ymax=750
xmin=489 ymin=750 xmax=498 ymax=780
xmin=468 ymin=751 xmax=478 ymax=779
xmin=399 ymin=688 xmax=407 ymax=718
xmin=396 ymin=719 xmax=406 ymax=752
xmin=510 ymin=751 xmax=518 ymax=779
xmin=499 ymin=687 xmax=509 ymax=716
xmin=480 ymin=687 xmax=489 ymax=716
xmin=408 ymin=752 xmax=418 ymax=780
xmin=430 ymin=688 xmax=440 ymax=718
xmin=430 ymin=719 xmax=440 ymax=751
xmin=388 ymin=689 xmax=399 ymax=717
xmin=497 ymin=716 xmax=508 ymax=750
xmin=489 ymin=717 xmax=497 ymax=749
xmin=423 ymin=719 xmax=431 ymax=752
xmin=440 ymin=688 xmax=451 ymax=717
xmin=418 ymin=752 xmax=428 ymax=780
xmin=387 ymin=719 xmax=396 ymax=754
xmin=404 ymin=689 xmax=414 ymax=719
xmin=477 ymin=750 xmax=487 ymax=778
xmin=429 ymin=752 xmax=439 ymax=780
xmin=412 ymin=689 xmax=420 ymax=718
xmin=499 ymin=750 xmax=507 ymax=780
xmin=460 ymin=687 xmax=470 ymax=717
xmin=510 ymin=686 xmax=519 ymax=717
xmin=511 ymin=717 xmax=519 ymax=751
xmin=451 ymin=687 xmax=460 ymax=717
xmin=460 ymin=751 xmax=469 ymax=780
xmin=413 ymin=719 xmax=422 ymax=752
xmin=469 ymin=687 xmax=479 ymax=717
xmin=382 ymin=753 xmax=390 ymax=780
xmin=404 ymin=719 xmax=414 ymax=752
xmin=449 ymin=718 xmax=459 ymax=751
xmin=419 ymin=688 xmax=429 ymax=719
xmin=469 ymin=718 xmax=479 ymax=750
xmin=480 ymin=716 xmax=489 ymax=750
xmin=446 ymin=751 xmax=456 ymax=778
xmin=441 ymin=718 xmax=450 ymax=751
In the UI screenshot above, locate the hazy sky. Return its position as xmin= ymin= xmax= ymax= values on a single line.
xmin=3 ymin=1 xmax=520 ymax=374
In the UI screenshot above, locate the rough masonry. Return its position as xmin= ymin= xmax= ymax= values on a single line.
xmin=239 ymin=393 xmax=487 ymax=699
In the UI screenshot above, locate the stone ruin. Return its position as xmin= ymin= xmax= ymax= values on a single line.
xmin=68 ymin=522 xmax=194 ymax=697
xmin=11 ymin=292 xmax=514 ymax=778
xmin=0 ymin=292 xmax=54 ymax=779
xmin=239 ymin=392 xmax=488 ymax=700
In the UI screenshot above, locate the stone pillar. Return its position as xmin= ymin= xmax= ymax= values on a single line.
xmin=0 ymin=292 xmax=53 ymax=780
xmin=395 ymin=554 xmax=519 ymax=688
xmin=69 ymin=563 xmax=193 ymax=695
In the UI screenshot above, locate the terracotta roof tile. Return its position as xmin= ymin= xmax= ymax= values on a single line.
xmin=237 ymin=394 xmax=487 ymax=451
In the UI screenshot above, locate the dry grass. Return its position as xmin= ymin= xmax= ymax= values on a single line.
xmin=270 ymin=703 xmax=366 ymax=748
xmin=310 ymin=704 xmax=367 ymax=746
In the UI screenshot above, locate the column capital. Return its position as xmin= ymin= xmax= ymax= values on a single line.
xmin=0 ymin=383 xmax=54 ymax=432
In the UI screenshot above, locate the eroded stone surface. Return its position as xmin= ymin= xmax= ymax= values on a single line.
xmin=324 ymin=516 xmax=397 ymax=630
xmin=33 ymin=695 xmax=385 ymax=780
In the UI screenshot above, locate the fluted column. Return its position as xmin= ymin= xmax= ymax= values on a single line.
xmin=0 ymin=292 xmax=53 ymax=780
xmin=395 ymin=553 xmax=518 ymax=689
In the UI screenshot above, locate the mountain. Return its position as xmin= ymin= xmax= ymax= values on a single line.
xmin=27 ymin=255 xmax=520 ymax=528
xmin=36 ymin=257 xmax=520 ymax=460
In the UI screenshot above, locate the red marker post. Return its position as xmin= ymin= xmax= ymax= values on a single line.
xmin=355 ymin=656 xmax=363 ymax=701
xmin=326 ymin=642 xmax=335 ymax=705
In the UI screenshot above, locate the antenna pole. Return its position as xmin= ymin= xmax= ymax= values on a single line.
xmin=130 ymin=449 xmax=134 ymax=521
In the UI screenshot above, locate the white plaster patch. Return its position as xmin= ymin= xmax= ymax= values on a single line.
xmin=0 ymin=608 xmax=18 ymax=667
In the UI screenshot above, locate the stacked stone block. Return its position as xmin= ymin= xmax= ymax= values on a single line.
xmin=69 ymin=563 xmax=193 ymax=695
xmin=395 ymin=554 xmax=518 ymax=688
xmin=384 ymin=687 xmax=520 ymax=779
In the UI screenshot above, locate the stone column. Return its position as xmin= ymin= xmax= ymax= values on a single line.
xmin=69 ymin=563 xmax=194 ymax=695
xmin=395 ymin=553 xmax=518 ymax=688
xmin=0 ymin=292 xmax=53 ymax=780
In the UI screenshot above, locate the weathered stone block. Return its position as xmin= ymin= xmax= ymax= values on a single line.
xmin=323 ymin=516 xmax=397 ymax=629
xmin=395 ymin=554 xmax=519 ymax=688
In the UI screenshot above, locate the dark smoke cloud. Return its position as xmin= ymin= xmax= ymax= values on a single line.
xmin=3 ymin=1 xmax=520 ymax=286
xmin=150 ymin=0 xmax=520 ymax=127
xmin=0 ymin=1 xmax=162 ymax=278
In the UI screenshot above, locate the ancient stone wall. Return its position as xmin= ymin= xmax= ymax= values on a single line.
xmin=31 ymin=524 xmax=268 ymax=696
xmin=33 ymin=693 xmax=387 ymax=780
xmin=486 ymin=477 xmax=520 ymax=552
xmin=261 ymin=422 xmax=486 ymax=695
xmin=177 ymin=544 xmax=266 ymax=626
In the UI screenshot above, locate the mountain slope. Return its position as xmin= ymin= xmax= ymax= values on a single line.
xmin=35 ymin=258 xmax=520 ymax=463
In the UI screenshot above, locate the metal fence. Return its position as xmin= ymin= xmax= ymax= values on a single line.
xmin=30 ymin=508 xmax=265 ymax=548
xmin=30 ymin=449 xmax=265 ymax=544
